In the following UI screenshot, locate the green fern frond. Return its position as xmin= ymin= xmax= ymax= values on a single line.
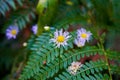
xmin=26 ymin=35 xmax=36 ymax=50
xmin=19 ymin=31 xmax=74 ymax=80
xmin=19 ymin=32 xmax=51 ymax=80
xmin=110 ymin=64 xmax=120 ymax=75
xmin=107 ymin=51 xmax=120 ymax=61
xmin=20 ymin=41 xmax=104 ymax=80
xmin=3 ymin=10 xmax=35 ymax=32
xmin=55 ymin=60 xmax=108 ymax=80
xmin=34 ymin=47 xmax=104 ymax=80
xmin=19 ymin=32 xmax=54 ymax=80
xmin=16 ymin=11 xmax=36 ymax=30
xmin=17 ymin=1 xmax=120 ymax=80
xmin=16 ymin=0 xmax=23 ymax=6
xmin=0 ymin=0 xmax=23 ymax=16
xmin=108 ymin=51 xmax=120 ymax=75
xmin=55 ymin=73 xmax=109 ymax=80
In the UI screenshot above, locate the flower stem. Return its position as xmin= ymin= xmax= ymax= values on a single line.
xmin=100 ymin=38 xmax=112 ymax=80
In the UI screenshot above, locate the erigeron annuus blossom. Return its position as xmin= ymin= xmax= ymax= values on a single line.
xmin=32 ymin=24 xmax=38 ymax=34
xmin=6 ymin=25 xmax=19 ymax=39
xmin=50 ymin=29 xmax=71 ymax=48
xmin=68 ymin=61 xmax=83 ymax=75
xmin=77 ymin=28 xmax=92 ymax=42
xmin=74 ymin=38 xmax=85 ymax=47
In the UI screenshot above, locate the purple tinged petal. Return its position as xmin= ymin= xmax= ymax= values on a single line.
xmin=54 ymin=29 xmax=58 ymax=37
xmin=80 ymin=28 xmax=86 ymax=33
xmin=32 ymin=24 xmax=38 ymax=34
xmin=64 ymin=31 xmax=69 ymax=37
xmin=74 ymin=38 xmax=85 ymax=47
xmin=76 ymin=28 xmax=92 ymax=42
xmin=6 ymin=25 xmax=19 ymax=39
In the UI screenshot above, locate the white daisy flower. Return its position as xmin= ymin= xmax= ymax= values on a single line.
xmin=50 ymin=29 xmax=71 ymax=48
xmin=77 ymin=28 xmax=92 ymax=42
xmin=68 ymin=61 xmax=83 ymax=75
xmin=74 ymin=38 xmax=85 ymax=47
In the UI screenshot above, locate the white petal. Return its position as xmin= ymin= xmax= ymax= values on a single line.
xmin=63 ymin=31 xmax=69 ymax=37
xmin=81 ymin=28 xmax=86 ymax=33
xmin=54 ymin=30 xmax=58 ymax=37
xmin=66 ymin=35 xmax=71 ymax=39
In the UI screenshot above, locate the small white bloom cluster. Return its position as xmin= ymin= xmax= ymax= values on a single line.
xmin=68 ymin=61 xmax=83 ymax=75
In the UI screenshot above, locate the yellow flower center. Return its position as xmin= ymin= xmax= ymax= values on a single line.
xmin=57 ymin=36 xmax=65 ymax=42
xmin=81 ymin=33 xmax=87 ymax=39
xmin=11 ymin=30 xmax=17 ymax=35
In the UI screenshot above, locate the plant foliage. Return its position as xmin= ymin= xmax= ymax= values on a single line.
xmin=0 ymin=0 xmax=120 ymax=80
xmin=19 ymin=0 xmax=120 ymax=80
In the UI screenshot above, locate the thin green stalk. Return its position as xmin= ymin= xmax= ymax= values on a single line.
xmin=100 ymin=38 xmax=112 ymax=80
xmin=59 ymin=49 xmax=61 ymax=69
